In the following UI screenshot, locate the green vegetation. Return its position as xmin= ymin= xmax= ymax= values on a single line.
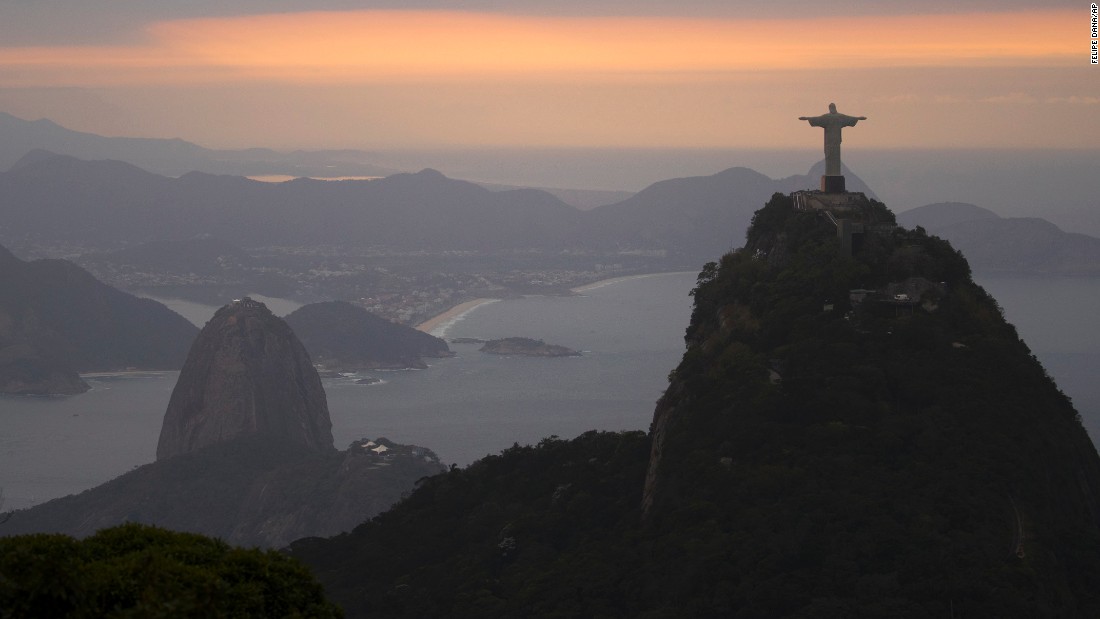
xmin=291 ymin=193 xmax=1100 ymax=617
xmin=0 ymin=523 xmax=341 ymax=618
xmin=647 ymin=193 xmax=1100 ymax=616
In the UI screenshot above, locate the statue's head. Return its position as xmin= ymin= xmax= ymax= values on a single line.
xmin=828 ymin=102 xmax=837 ymax=113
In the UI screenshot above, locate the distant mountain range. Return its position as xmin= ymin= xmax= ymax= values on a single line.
xmin=0 ymin=111 xmax=398 ymax=179
xmin=588 ymin=161 xmax=874 ymax=255
xmin=0 ymin=150 xmax=871 ymax=263
xmin=898 ymin=202 xmax=1100 ymax=275
xmin=5 ymin=112 xmax=1099 ymax=237
xmin=5 ymin=144 xmax=1086 ymax=276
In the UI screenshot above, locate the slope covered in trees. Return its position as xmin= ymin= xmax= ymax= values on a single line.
xmin=0 ymin=523 xmax=341 ymax=618
xmin=291 ymin=194 xmax=1100 ymax=617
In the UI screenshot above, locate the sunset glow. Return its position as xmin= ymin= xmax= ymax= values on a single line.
xmin=0 ymin=10 xmax=1079 ymax=86
xmin=0 ymin=6 xmax=1094 ymax=150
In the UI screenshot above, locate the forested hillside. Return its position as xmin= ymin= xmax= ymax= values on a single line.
xmin=291 ymin=194 xmax=1100 ymax=617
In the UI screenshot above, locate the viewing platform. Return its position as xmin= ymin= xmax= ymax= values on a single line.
xmin=791 ymin=189 xmax=895 ymax=254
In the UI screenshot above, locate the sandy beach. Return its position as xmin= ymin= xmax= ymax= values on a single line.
xmin=571 ymin=271 xmax=695 ymax=294
xmin=416 ymin=272 xmax=697 ymax=337
xmin=415 ymin=298 xmax=498 ymax=335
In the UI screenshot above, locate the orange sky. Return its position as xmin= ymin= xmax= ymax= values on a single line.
xmin=0 ymin=10 xmax=1079 ymax=84
xmin=0 ymin=8 xmax=1095 ymax=149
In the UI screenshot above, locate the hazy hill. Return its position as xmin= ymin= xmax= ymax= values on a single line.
xmin=5 ymin=113 xmax=1098 ymax=237
xmin=899 ymin=202 xmax=1100 ymax=274
xmin=0 ymin=243 xmax=197 ymax=394
xmin=285 ymin=301 xmax=452 ymax=371
xmin=774 ymin=159 xmax=878 ymax=198
xmin=478 ymin=181 xmax=634 ymax=210
xmin=290 ymin=195 xmax=1100 ymax=617
xmin=1 ymin=151 xmax=882 ymax=261
xmin=587 ymin=162 xmax=875 ymax=260
xmin=0 ymin=111 xmax=397 ymax=179
xmin=0 ymin=112 xmax=627 ymax=210
xmin=896 ymin=201 xmax=999 ymax=229
xmin=0 ymin=153 xmax=588 ymax=250
xmin=588 ymin=166 xmax=777 ymax=256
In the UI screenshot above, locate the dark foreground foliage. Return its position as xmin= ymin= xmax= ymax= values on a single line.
xmin=0 ymin=523 xmax=342 ymax=618
xmin=295 ymin=194 xmax=1100 ymax=617
xmin=646 ymin=194 xmax=1100 ymax=616
xmin=291 ymin=430 xmax=652 ymax=617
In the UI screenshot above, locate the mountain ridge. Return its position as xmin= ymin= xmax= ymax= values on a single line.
xmin=900 ymin=202 xmax=1100 ymax=274
xmin=0 ymin=150 xmax=873 ymax=262
xmin=0 ymin=111 xmax=398 ymax=179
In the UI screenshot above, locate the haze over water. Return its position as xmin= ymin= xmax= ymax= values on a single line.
xmin=0 ymin=273 xmax=695 ymax=511
xmin=3 ymin=272 xmax=1097 ymax=513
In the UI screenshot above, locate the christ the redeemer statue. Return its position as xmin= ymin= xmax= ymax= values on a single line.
xmin=799 ymin=103 xmax=866 ymax=192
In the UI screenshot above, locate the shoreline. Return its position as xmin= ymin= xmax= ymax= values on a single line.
xmin=416 ymin=271 xmax=697 ymax=338
xmin=415 ymin=298 xmax=499 ymax=336
xmin=571 ymin=271 xmax=696 ymax=294
xmin=80 ymin=370 xmax=178 ymax=378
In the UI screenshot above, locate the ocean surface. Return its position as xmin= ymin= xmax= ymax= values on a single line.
xmin=0 ymin=272 xmax=696 ymax=511
xmin=2 ymin=272 xmax=1098 ymax=513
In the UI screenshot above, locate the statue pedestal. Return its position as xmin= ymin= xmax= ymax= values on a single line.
xmin=820 ymin=175 xmax=846 ymax=193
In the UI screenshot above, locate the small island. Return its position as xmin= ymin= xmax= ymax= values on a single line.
xmin=479 ymin=337 xmax=581 ymax=357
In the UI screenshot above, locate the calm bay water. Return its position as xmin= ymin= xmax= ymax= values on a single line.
xmin=0 ymin=373 xmax=170 ymax=511
xmin=0 ymin=272 xmax=696 ymax=511
xmin=2 ymin=271 xmax=1098 ymax=513
xmin=325 ymin=273 xmax=696 ymax=467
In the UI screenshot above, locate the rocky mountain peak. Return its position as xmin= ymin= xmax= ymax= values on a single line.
xmin=156 ymin=297 xmax=333 ymax=460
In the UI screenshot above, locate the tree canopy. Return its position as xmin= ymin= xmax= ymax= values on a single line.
xmin=291 ymin=194 xmax=1100 ymax=617
xmin=0 ymin=523 xmax=342 ymax=618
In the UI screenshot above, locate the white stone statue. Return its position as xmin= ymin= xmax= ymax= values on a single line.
xmin=799 ymin=103 xmax=866 ymax=176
